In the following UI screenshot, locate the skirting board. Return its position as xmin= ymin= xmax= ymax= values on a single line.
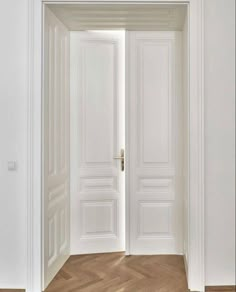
xmin=205 ymin=286 xmax=236 ymax=291
xmin=183 ymin=254 xmax=188 ymax=282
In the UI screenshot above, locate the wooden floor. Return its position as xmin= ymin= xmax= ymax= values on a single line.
xmin=45 ymin=253 xmax=189 ymax=292
xmin=0 ymin=290 xmax=25 ymax=292
xmin=205 ymin=287 xmax=236 ymax=292
xmin=0 ymin=255 xmax=234 ymax=292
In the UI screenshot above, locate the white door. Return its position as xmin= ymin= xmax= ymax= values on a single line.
xmin=70 ymin=31 xmax=125 ymax=254
xmin=127 ymin=31 xmax=183 ymax=254
xmin=43 ymin=8 xmax=70 ymax=289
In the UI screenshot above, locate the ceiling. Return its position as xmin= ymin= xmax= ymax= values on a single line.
xmin=47 ymin=4 xmax=187 ymax=31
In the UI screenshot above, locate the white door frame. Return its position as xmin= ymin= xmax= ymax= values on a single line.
xmin=26 ymin=1 xmax=204 ymax=291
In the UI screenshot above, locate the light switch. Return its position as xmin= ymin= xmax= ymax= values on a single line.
xmin=8 ymin=161 xmax=17 ymax=171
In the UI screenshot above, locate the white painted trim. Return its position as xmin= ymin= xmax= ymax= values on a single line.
xmin=43 ymin=1 xmax=190 ymax=3
xmin=187 ymin=1 xmax=205 ymax=291
xmin=26 ymin=1 xmax=34 ymax=290
xmin=27 ymin=0 xmax=43 ymax=292
xmin=27 ymin=1 xmax=204 ymax=291
xmin=125 ymin=30 xmax=130 ymax=256
xmin=184 ymin=253 xmax=189 ymax=282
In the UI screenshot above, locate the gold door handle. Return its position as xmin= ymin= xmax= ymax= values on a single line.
xmin=113 ymin=149 xmax=124 ymax=171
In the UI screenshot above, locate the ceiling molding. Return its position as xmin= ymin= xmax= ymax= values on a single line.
xmin=47 ymin=4 xmax=187 ymax=30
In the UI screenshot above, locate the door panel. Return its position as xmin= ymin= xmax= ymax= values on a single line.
xmin=127 ymin=31 xmax=183 ymax=254
xmin=70 ymin=31 xmax=125 ymax=254
xmin=43 ymin=8 xmax=70 ymax=289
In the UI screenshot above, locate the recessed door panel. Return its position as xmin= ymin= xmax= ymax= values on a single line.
xmin=142 ymin=44 xmax=170 ymax=164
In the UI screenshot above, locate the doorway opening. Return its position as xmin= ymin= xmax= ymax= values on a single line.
xmin=40 ymin=2 xmax=204 ymax=291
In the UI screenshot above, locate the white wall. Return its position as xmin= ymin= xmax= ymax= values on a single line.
xmin=0 ymin=0 xmax=28 ymax=288
xmin=0 ymin=0 xmax=235 ymax=289
xmin=205 ymin=0 xmax=235 ymax=286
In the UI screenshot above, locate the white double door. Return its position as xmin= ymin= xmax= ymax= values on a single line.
xmin=70 ymin=30 xmax=183 ymax=256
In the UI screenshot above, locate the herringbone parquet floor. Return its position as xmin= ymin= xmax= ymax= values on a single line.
xmin=45 ymin=253 xmax=189 ymax=292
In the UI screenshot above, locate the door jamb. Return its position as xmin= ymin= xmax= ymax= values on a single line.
xmin=125 ymin=30 xmax=130 ymax=256
xmin=27 ymin=1 xmax=204 ymax=291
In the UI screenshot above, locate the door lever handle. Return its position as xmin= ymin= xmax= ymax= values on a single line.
xmin=113 ymin=149 xmax=124 ymax=171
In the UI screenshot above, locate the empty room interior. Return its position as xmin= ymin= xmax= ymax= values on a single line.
xmin=43 ymin=3 xmax=190 ymax=291
xmin=0 ymin=1 xmax=235 ymax=292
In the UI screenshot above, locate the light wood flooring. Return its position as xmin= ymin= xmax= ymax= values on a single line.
xmin=0 ymin=290 xmax=25 ymax=292
xmin=205 ymin=287 xmax=236 ymax=292
xmin=0 ymin=255 xmax=235 ymax=292
xmin=45 ymin=253 xmax=189 ymax=292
